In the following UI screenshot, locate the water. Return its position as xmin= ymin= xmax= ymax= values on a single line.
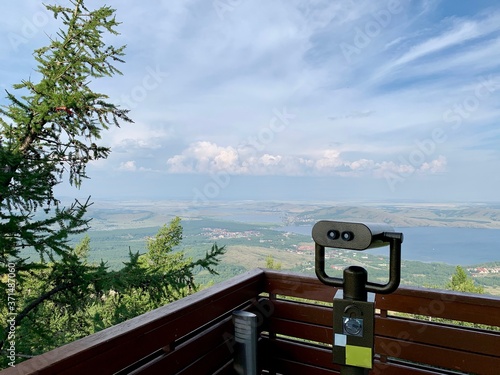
xmin=279 ymin=225 xmax=500 ymax=265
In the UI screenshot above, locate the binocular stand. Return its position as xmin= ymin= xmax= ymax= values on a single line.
xmin=313 ymin=221 xmax=403 ymax=375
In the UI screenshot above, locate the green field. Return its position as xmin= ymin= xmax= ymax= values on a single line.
xmin=66 ymin=206 xmax=500 ymax=296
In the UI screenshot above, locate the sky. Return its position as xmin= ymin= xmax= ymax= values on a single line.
xmin=1 ymin=0 xmax=500 ymax=203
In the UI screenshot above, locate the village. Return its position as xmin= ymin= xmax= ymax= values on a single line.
xmin=469 ymin=266 xmax=500 ymax=277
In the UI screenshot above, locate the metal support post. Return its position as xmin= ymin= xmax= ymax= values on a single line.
xmin=339 ymin=266 xmax=370 ymax=375
xmin=233 ymin=311 xmax=258 ymax=375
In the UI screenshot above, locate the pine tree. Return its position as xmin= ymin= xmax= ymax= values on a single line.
xmin=446 ymin=266 xmax=484 ymax=294
xmin=265 ymin=254 xmax=282 ymax=270
xmin=1 ymin=225 xmax=225 ymax=366
xmin=0 ymin=3 xmax=225 ymax=366
xmin=0 ymin=0 xmax=131 ymax=355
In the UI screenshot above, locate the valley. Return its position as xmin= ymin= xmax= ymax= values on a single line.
xmin=68 ymin=200 xmax=500 ymax=295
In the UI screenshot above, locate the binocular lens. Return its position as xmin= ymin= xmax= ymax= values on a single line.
xmin=341 ymin=231 xmax=354 ymax=241
xmin=327 ymin=230 xmax=340 ymax=240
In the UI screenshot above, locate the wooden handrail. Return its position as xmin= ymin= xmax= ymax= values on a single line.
xmin=261 ymin=270 xmax=500 ymax=375
xmin=1 ymin=269 xmax=265 ymax=375
xmin=2 ymin=269 xmax=499 ymax=374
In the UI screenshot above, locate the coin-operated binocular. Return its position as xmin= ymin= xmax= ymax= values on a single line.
xmin=313 ymin=221 xmax=403 ymax=375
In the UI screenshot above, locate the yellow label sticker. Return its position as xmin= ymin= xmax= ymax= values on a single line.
xmin=345 ymin=345 xmax=372 ymax=369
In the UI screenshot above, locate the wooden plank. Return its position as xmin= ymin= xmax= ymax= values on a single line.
xmin=133 ymin=316 xmax=235 ymax=374
xmin=262 ymin=272 xmax=500 ymax=374
xmin=272 ymin=299 xmax=333 ymax=327
xmin=376 ymin=286 xmax=500 ymax=326
xmin=265 ymin=271 xmax=500 ymax=325
xmin=212 ymin=361 xmax=234 ymax=375
xmin=270 ymin=294 xmax=500 ymax=357
xmin=1 ymin=269 xmax=265 ymax=375
xmin=263 ymin=270 xmax=338 ymax=303
xmin=260 ymin=337 xmax=338 ymax=372
xmin=174 ymin=339 xmax=237 ymax=375
xmin=268 ymin=306 xmax=500 ymax=371
xmin=269 ymin=317 xmax=332 ymax=346
xmin=260 ymin=337 xmax=440 ymax=375
xmin=268 ymin=272 xmax=500 ymax=322
xmin=375 ymin=316 xmax=500 ymax=357
xmin=262 ymin=271 xmax=500 ymax=374
xmin=269 ymin=358 xmax=340 ymax=375
xmin=370 ymin=361 xmax=443 ymax=375
xmin=375 ymin=337 xmax=500 ymax=375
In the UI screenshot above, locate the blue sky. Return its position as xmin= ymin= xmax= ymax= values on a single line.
xmin=1 ymin=0 xmax=500 ymax=203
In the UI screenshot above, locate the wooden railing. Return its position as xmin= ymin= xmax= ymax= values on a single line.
xmin=2 ymin=269 xmax=500 ymax=374
xmin=261 ymin=270 xmax=500 ymax=375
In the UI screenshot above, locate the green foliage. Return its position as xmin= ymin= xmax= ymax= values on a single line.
xmin=73 ymin=234 xmax=90 ymax=259
xmin=0 ymin=218 xmax=225 ymax=368
xmin=446 ymin=265 xmax=484 ymax=294
xmin=145 ymin=217 xmax=183 ymax=269
xmin=0 ymin=0 xmax=133 ymax=265
xmin=265 ymin=255 xmax=282 ymax=270
xmin=0 ymin=1 xmax=225 ymax=369
xmin=0 ymin=0 xmax=133 ymax=361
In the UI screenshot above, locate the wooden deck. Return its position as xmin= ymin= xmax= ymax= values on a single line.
xmin=2 ymin=269 xmax=500 ymax=375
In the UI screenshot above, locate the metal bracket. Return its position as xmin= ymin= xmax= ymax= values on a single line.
xmin=315 ymin=232 xmax=403 ymax=294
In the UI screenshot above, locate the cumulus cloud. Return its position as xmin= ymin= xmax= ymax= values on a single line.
xmin=373 ymin=155 xmax=447 ymax=179
xmin=350 ymin=159 xmax=375 ymax=171
xmin=315 ymin=150 xmax=343 ymax=170
xmin=260 ymin=154 xmax=282 ymax=166
xmin=4 ymin=0 xmax=491 ymax=202
xmin=166 ymin=141 xmax=241 ymax=173
xmin=119 ymin=161 xmax=137 ymax=171
xmin=166 ymin=141 xmax=447 ymax=178
xmin=419 ymin=155 xmax=447 ymax=173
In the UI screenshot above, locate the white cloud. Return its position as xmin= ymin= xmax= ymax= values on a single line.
xmin=119 ymin=161 xmax=137 ymax=171
xmin=106 ymin=122 xmax=175 ymax=153
xmin=393 ymin=21 xmax=479 ymax=67
xmin=260 ymin=154 xmax=282 ymax=166
xmin=419 ymin=155 xmax=447 ymax=173
xmin=166 ymin=155 xmax=191 ymax=173
xmin=315 ymin=150 xmax=343 ymax=170
xmin=2 ymin=0 xmax=497 ymax=201
xmin=373 ymin=161 xmax=415 ymax=179
xmin=166 ymin=141 xmax=447 ymax=178
xmin=167 ymin=142 xmax=240 ymax=173
xmin=373 ymin=11 xmax=500 ymax=82
xmin=350 ymin=159 xmax=375 ymax=171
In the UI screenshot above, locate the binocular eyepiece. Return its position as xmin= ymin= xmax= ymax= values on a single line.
xmin=313 ymin=220 xmax=403 ymax=294
xmin=312 ymin=220 xmax=401 ymax=250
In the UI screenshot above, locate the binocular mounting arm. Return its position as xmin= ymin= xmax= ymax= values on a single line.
xmin=315 ymin=232 xmax=403 ymax=295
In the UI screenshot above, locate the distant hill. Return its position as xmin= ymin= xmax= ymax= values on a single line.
xmin=65 ymin=200 xmax=500 ymax=296
xmin=284 ymin=203 xmax=500 ymax=229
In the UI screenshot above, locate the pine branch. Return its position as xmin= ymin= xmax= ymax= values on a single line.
xmin=0 ymin=282 xmax=74 ymax=351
